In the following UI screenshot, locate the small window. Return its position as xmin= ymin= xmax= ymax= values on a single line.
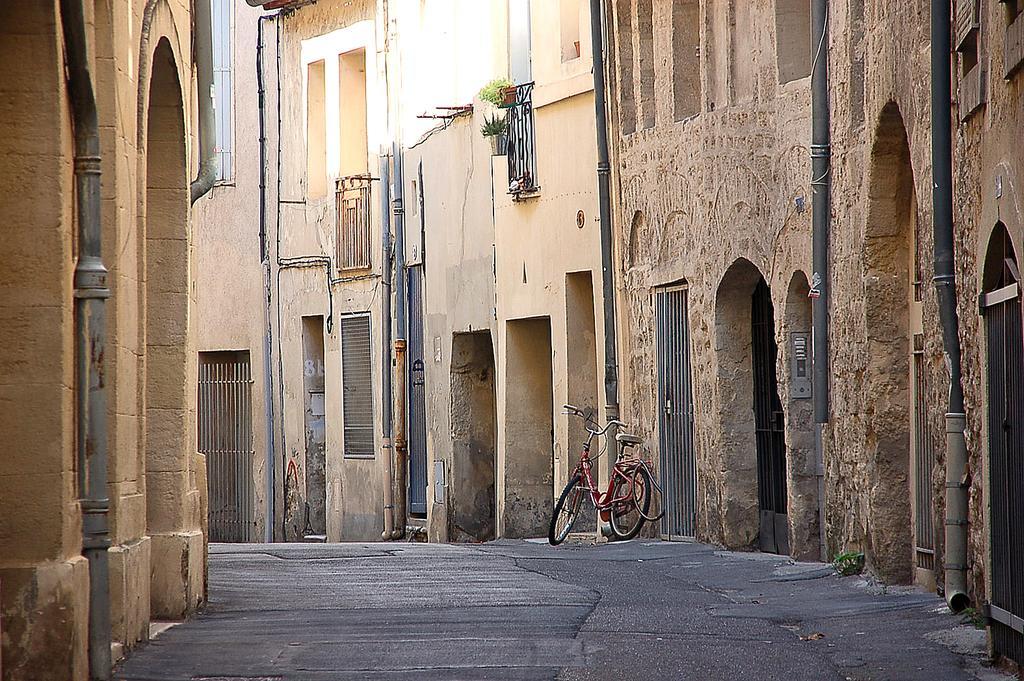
xmin=338 ymin=48 xmax=368 ymax=176
xmin=340 ymin=315 xmax=374 ymax=458
xmin=615 ymin=0 xmax=636 ymax=134
xmin=509 ymin=0 xmax=532 ymax=83
xmin=638 ymin=0 xmax=656 ymax=129
xmin=775 ymin=0 xmax=811 ymax=83
xmin=212 ymin=0 xmax=234 ymax=182
xmin=306 ymin=60 xmax=327 ymax=198
xmin=560 ymin=0 xmax=582 ymax=62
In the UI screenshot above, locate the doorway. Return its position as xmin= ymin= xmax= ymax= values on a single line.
xmin=982 ymin=223 xmax=1023 ymax=668
xmin=752 ymin=279 xmax=789 ymax=555
xmin=656 ymin=284 xmax=697 ymax=539
xmin=301 ymin=316 xmax=326 ymax=539
xmin=450 ymin=332 xmax=497 ymax=541
xmin=407 ymin=265 xmax=428 ymax=517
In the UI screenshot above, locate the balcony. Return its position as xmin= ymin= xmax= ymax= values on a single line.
xmin=505 ymin=82 xmax=538 ymax=197
xmin=335 ymin=175 xmax=373 ymax=271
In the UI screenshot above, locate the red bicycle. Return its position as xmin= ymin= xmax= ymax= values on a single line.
xmin=548 ymin=404 xmax=658 ymax=545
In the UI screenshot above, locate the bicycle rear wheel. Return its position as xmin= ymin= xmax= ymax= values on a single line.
xmin=609 ymin=465 xmax=651 ymax=540
xmin=549 ymin=473 xmax=585 ymax=545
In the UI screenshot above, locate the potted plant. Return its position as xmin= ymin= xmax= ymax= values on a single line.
xmin=478 ymin=78 xmax=514 ymax=108
xmin=481 ymin=114 xmax=508 ymax=155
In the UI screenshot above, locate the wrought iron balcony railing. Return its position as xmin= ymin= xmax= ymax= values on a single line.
xmin=505 ymin=82 xmax=538 ymax=196
xmin=335 ymin=175 xmax=373 ymax=271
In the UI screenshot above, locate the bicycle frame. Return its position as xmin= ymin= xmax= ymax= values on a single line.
xmin=567 ymin=414 xmax=642 ymax=513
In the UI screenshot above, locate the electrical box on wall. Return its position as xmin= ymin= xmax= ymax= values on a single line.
xmin=790 ymin=332 xmax=812 ymax=399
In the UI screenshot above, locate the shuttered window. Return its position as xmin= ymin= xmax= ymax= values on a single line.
xmin=340 ymin=315 xmax=374 ymax=458
xmin=212 ymin=0 xmax=233 ymax=182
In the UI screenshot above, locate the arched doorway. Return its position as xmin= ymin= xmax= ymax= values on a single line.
xmin=861 ymin=102 xmax=919 ymax=584
xmin=981 ymin=223 xmax=1023 ymax=668
xmin=144 ymin=39 xmax=199 ymax=618
xmin=714 ymin=259 xmax=788 ymax=554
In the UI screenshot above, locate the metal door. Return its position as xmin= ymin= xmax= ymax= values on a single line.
xmin=407 ymin=265 xmax=428 ymax=516
xmin=751 ymin=279 xmax=789 ymax=555
xmin=656 ymin=286 xmax=697 ymax=539
xmin=199 ymin=351 xmax=255 ymax=542
xmin=984 ymin=259 xmax=1023 ymax=667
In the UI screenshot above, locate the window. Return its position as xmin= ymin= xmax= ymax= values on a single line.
xmin=775 ymin=0 xmax=811 ymax=83
xmin=672 ymin=0 xmax=700 ymax=120
xmin=306 ymin=60 xmax=327 ymax=198
xmin=615 ymin=0 xmax=636 ymax=134
xmin=338 ymin=48 xmax=368 ymax=176
xmin=1004 ymin=0 xmax=1024 ymax=78
xmin=336 ymin=176 xmax=371 ymax=270
xmin=340 ymin=315 xmax=374 ymax=458
xmin=954 ymin=0 xmax=985 ymax=118
xmin=212 ymin=0 xmax=233 ymax=182
xmin=560 ymin=0 xmax=582 ymax=62
xmin=506 ymin=83 xmax=538 ymax=195
xmin=638 ymin=0 xmax=656 ymax=128
xmin=509 ymin=0 xmax=532 ymax=83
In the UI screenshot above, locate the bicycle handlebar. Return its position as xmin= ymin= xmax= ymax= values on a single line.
xmin=563 ymin=404 xmax=626 ymax=434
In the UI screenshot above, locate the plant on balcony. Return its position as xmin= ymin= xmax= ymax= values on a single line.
xmin=478 ymin=78 xmax=514 ymax=108
xmin=481 ymin=113 xmax=508 ymax=156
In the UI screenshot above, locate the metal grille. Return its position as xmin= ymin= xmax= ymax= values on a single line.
xmin=656 ymin=286 xmax=697 ymax=539
xmin=340 ymin=315 xmax=375 ymax=458
xmin=912 ymin=334 xmax=937 ymax=571
xmin=198 ymin=352 xmax=254 ymax=542
xmin=752 ymin=279 xmax=789 ymax=555
xmin=985 ymin=281 xmax=1024 ymax=667
xmin=506 ymin=82 xmax=537 ymax=195
xmin=407 ymin=266 xmax=428 ymax=516
xmin=336 ymin=175 xmax=372 ymax=271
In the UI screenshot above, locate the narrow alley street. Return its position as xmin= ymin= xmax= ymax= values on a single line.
xmin=116 ymin=540 xmax=1003 ymax=681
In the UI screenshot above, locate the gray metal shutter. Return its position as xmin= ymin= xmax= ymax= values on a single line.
xmin=212 ymin=0 xmax=233 ymax=181
xmin=340 ymin=315 xmax=374 ymax=458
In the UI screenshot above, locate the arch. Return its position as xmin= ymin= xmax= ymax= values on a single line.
xmin=861 ymin=102 xmax=916 ymax=584
xmin=626 ymin=210 xmax=646 ymax=268
xmin=983 ymin=222 xmax=1020 ymax=292
xmin=144 ymin=38 xmax=200 ymax=618
xmin=714 ymin=258 xmax=784 ymax=550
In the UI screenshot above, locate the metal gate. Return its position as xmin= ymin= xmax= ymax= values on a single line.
xmin=912 ymin=334 xmax=937 ymax=573
xmin=656 ymin=285 xmax=697 ymax=539
xmin=407 ymin=265 xmax=428 ymax=516
xmin=198 ymin=351 xmax=255 ymax=542
xmin=751 ymin=279 xmax=789 ymax=555
xmin=983 ymin=239 xmax=1023 ymax=667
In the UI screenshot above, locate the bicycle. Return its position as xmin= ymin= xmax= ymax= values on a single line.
xmin=548 ymin=404 xmax=660 ymax=545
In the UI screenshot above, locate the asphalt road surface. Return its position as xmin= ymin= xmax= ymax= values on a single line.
xmin=115 ymin=539 xmax=1008 ymax=680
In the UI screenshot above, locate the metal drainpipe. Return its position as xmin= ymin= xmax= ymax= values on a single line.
xmin=59 ymin=0 xmax=112 ymax=677
xmin=191 ymin=0 xmax=218 ymax=204
xmin=931 ymin=0 xmax=970 ymax=613
xmin=391 ymin=142 xmax=408 ymax=540
xmin=589 ymin=0 xmax=621 ymax=457
xmin=257 ymin=14 xmax=277 ymax=542
xmin=810 ymin=0 xmax=832 ymax=563
xmin=380 ymin=152 xmax=396 ymax=539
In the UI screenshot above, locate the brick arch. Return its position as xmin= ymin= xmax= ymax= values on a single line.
xmin=861 ymin=101 xmax=916 ymax=584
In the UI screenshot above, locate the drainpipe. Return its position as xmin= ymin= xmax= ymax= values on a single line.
xmin=589 ymin=0 xmax=621 ymax=447
xmin=191 ymin=0 xmax=218 ymax=204
xmin=380 ymin=152 xmax=396 ymax=539
xmin=391 ymin=142 xmax=408 ymax=539
xmin=810 ymin=0 xmax=832 ymax=563
xmin=931 ymin=0 xmax=970 ymax=613
xmin=257 ymin=14 xmax=277 ymax=542
xmin=59 ymin=0 xmax=112 ymax=678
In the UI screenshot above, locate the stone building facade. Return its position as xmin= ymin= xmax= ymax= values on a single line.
xmin=608 ymin=0 xmax=1023 ymax=665
xmin=0 ymin=1 xmax=209 ymax=679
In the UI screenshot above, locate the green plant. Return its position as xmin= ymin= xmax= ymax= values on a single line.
xmin=832 ymin=550 xmax=865 ymax=577
xmin=960 ymin=607 xmax=987 ymax=630
xmin=479 ymin=78 xmax=514 ymax=107
xmin=480 ymin=113 xmax=507 ymax=138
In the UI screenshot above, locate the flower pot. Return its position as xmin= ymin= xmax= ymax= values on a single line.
xmin=488 ymin=132 xmax=508 ymax=156
xmin=500 ymin=85 xmax=518 ymax=107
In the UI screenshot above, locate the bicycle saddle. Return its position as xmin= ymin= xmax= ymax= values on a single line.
xmin=616 ymin=432 xmax=642 ymax=447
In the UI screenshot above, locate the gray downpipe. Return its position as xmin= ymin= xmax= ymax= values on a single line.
xmin=191 ymin=0 xmax=218 ymax=204
xmin=257 ymin=14 xmax=276 ymax=542
xmin=931 ymin=0 xmax=970 ymax=613
xmin=60 ymin=0 xmax=113 ymax=678
xmin=588 ymin=0 xmax=621 ymax=436
xmin=391 ymin=142 xmax=408 ymax=539
xmin=380 ymin=152 xmax=396 ymax=539
xmin=810 ymin=0 xmax=831 ymax=562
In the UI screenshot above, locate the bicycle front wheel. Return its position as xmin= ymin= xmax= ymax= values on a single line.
xmin=609 ymin=465 xmax=652 ymax=540
xmin=549 ymin=473 xmax=585 ymax=545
